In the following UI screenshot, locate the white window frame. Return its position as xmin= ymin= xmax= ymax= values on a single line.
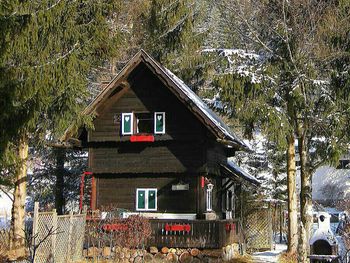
xmin=154 ymin=112 xmax=166 ymax=134
xmin=121 ymin=113 xmax=133 ymax=135
xmin=136 ymin=188 xmax=157 ymax=211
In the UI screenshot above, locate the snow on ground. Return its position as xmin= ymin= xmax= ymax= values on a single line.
xmin=252 ymin=243 xmax=287 ymax=263
xmin=0 ymin=193 xmax=12 ymax=229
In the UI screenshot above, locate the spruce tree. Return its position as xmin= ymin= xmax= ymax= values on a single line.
xmin=0 ymin=0 xmax=117 ymax=257
xmin=145 ymin=0 xmax=207 ymax=89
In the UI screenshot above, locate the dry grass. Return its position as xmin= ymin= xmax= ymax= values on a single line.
xmin=0 ymin=229 xmax=10 ymax=260
xmin=278 ymin=251 xmax=298 ymax=263
xmin=228 ymin=254 xmax=254 ymax=262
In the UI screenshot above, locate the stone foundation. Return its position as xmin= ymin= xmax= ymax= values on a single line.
xmin=83 ymin=243 xmax=241 ymax=262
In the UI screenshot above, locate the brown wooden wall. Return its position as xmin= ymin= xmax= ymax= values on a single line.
xmin=91 ymin=142 xmax=206 ymax=174
xmin=87 ymin=62 xmax=226 ymax=175
xmin=89 ymin=63 xmax=208 ymax=143
xmin=96 ymin=175 xmax=197 ymax=213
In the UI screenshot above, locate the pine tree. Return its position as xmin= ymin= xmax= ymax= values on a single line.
xmin=0 ymin=0 xmax=117 ymax=257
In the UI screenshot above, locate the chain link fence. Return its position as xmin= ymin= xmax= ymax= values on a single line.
xmin=32 ymin=202 xmax=86 ymax=263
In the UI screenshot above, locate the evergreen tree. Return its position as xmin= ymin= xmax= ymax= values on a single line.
xmin=209 ymin=0 xmax=350 ymax=259
xmin=0 ymin=0 xmax=117 ymax=257
xmin=145 ymin=0 xmax=207 ymax=89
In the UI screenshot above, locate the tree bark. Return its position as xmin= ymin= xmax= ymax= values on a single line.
xmin=10 ymin=134 xmax=28 ymax=258
xmin=298 ymin=134 xmax=312 ymax=263
xmin=287 ymin=133 xmax=298 ymax=254
xmin=54 ymin=148 xmax=66 ymax=215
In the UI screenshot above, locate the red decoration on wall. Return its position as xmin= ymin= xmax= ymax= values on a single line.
xmin=102 ymin=223 xmax=128 ymax=232
xmin=164 ymin=224 xmax=191 ymax=232
xmin=130 ymin=135 xmax=155 ymax=142
xmin=201 ymin=176 xmax=205 ymax=188
xmin=225 ymin=223 xmax=236 ymax=232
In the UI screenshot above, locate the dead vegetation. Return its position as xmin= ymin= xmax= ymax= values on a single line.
xmin=278 ymin=251 xmax=298 ymax=263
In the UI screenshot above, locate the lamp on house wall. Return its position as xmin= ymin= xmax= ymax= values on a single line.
xmin=206 ymin=182 xmax=214 ymax=212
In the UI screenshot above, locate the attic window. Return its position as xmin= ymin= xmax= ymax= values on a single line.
xmin=121 ymin=112 xmax=165 ymax=135
xmin=136 ymin=113 xmax=153 ymax=134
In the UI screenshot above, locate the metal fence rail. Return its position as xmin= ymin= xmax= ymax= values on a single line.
xmin=32 ymin=203 xmax=86 ymax=263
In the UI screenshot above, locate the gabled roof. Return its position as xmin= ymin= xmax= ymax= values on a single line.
xmin=64 ymin=50 xmax=249 ymax=150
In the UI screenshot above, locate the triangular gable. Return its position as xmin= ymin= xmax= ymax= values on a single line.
xmin=64 ymin=50 xmax=249 ymax=150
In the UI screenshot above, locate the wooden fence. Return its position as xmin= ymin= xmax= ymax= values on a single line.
xmin=32 ymin=202 xmax=86 ymax=263
xmin=147 ymin=219 xmax=242 ymax=249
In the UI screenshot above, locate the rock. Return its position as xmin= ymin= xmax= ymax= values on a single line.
xmin=150 ymin=246 xmax=158 ymax=254
xmin=190 ymin=248 xmax=200 ymax=257
xmin=166 ymin=252 xmax=178 ymax=262
xmin=179 ymin=251 xmax=193 ymax=263
xmin=161 ymin=246 xmax=169 ymax=254
xmin=144 ymin=253 xmax=154 ymax=262
xmin=103 ymin=246 xmax=111 ymax=257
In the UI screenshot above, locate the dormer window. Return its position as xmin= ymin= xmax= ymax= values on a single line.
xmin=121 ymin=112 xmax=165 ymax=135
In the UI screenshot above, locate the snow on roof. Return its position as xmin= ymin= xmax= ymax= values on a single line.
xmin=160 ymin=66 xmax=248 ymax=149
xmin=222 ymin=159 xmax=260 ymax=186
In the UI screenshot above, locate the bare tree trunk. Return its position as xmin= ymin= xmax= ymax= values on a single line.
xmin=10 ymin=134 xmax=28 ymax=259
xmin=298 ymin=134 xmax=312 ymax=263
xmin=54 ymin=148 xmax=65 ymax=215
xmin=287 ymin=133 xmax=298 ymax=254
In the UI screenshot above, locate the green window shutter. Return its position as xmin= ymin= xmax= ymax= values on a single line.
xmin=154 ymin=112 xmax=165 ymax=134
xmin=137 ymin=190 xmax=145 ymax=209
xmin=122 ymin=113 xmax=133 ymax=135
xmin=148 ymin=190 xmax=156 ymax=209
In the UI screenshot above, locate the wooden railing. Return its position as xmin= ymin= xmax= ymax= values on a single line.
xmin=147 ymin=219 xmax=242 ymax=248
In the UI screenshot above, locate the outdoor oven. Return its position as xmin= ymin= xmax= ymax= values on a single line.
xmin=309 ymin=212 xmax=339 ymax=263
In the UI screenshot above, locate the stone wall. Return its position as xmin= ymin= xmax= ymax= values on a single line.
xmin=83 ymin=244 xmax=240 ymax=262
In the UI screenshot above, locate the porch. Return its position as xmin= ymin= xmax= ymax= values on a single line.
xmin=147 ymin=218 xmax=243 ymax=249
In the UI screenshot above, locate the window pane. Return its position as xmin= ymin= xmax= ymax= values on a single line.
xmin=148 ymin=190 xmax=156 ymax=209
xmin=136 ymin=113 xmax=153 ymax=134
xmin=155 ymin=113 xmax=165 ymax=133
xmin=137 ymin=190 xmax=145 ymax=209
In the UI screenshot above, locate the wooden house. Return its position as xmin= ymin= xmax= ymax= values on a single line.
xmin=65 ymin=50 xmax=260 ymax=250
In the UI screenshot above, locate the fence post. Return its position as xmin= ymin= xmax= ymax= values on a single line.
xmin=52 ymin=209 xmax=57 ymax=261
xmin=66 ymin=211 xmax=74 ymax=262
xmin=32 ymin=202 xmax=39 ymax=248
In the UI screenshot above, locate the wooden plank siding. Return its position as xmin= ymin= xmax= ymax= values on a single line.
xmin=89 ymin=63 xmax=209 ymax=143
xmin=96 ymin=176 xmax=197 ymax=213
xmin=91 ymin=142 xmax=206 ymax=174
